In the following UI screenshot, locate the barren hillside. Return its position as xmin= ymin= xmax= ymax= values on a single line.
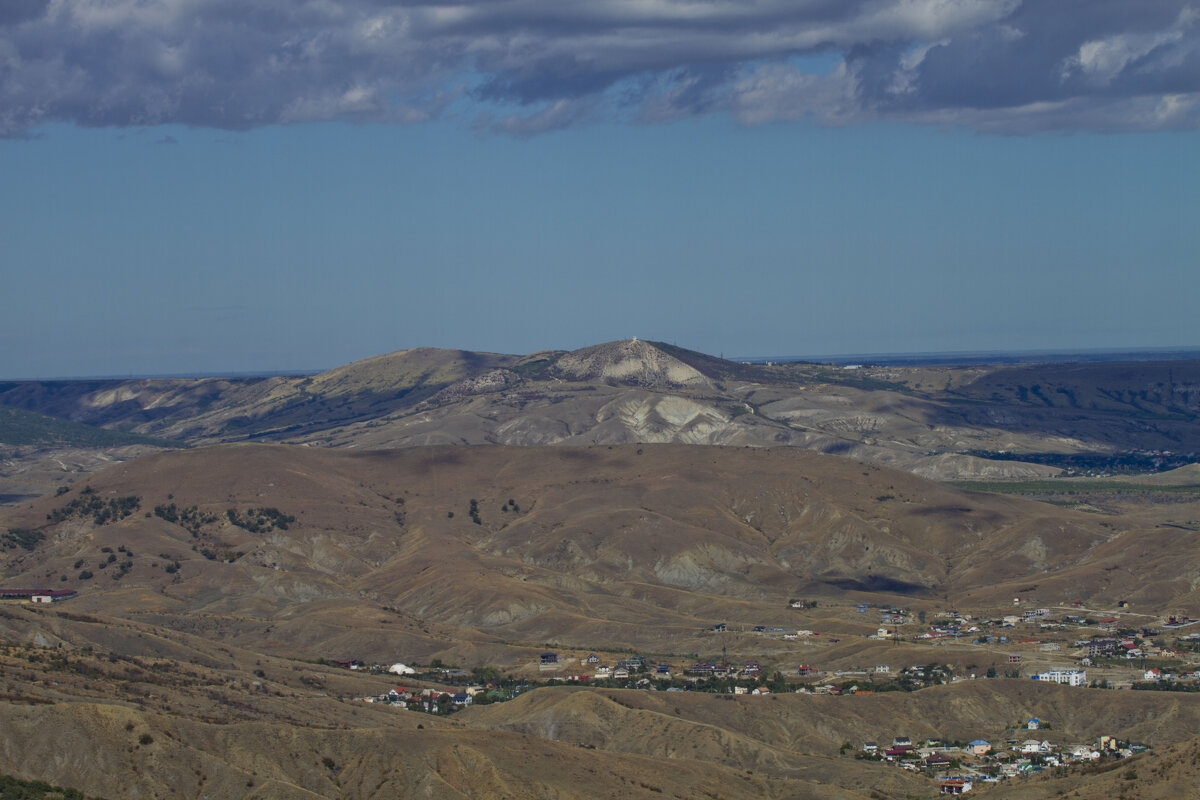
xmin=6 ymin=341 xmax=1200 ymax=498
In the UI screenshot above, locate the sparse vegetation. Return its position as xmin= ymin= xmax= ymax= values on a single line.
xmin=47 ymin=493 xmax=140 ymax=525
xmin=225 ymin=507 xmax=295 ymax=533
xmin=1 ymin=528 xmax=42 ymax=551
xmin=0 ymin=405 xmax=176 ymax=449
xmin=0 ymin=773 xmax=110 ymax=800
xmin=154 ymin=503 xmax=217 ymax=535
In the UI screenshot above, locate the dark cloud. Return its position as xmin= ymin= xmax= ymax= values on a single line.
xmin=0 ymin=0 xmax=1197 ymax=136
xmin=0 ymin=0 xmax=48 ymax=26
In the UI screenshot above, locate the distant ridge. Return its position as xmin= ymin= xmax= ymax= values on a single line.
xmin=13 ymin=345 xmax=1200 ymax=382
xmin=4 ymin=339 xmax=1200 ymax=499
xmin=739 ymin=346 xmax=1200 ymax=368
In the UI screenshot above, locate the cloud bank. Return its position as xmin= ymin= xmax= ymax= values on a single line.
xmin=2 ymin=0 xmax=1198 ymax=135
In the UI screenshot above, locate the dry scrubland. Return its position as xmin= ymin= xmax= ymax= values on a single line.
xmin=2 ymin=444 xmax=1200 ymax=797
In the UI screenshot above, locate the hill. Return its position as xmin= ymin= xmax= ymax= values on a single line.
xmin=0 ymin=407 xmax=177 ymax=449
xmin=3 ymin=443 xmax=1198 ymax=662
xmin=5 ymin=341 xmax=1200 ymax=501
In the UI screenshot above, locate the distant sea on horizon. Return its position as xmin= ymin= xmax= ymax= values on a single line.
xmin=736 ymin=346 xmax=1200 ymax=368
xmin=11 ymin=346 xmax=1200 ymax=381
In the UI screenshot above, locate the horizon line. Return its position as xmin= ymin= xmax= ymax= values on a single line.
xmin=5 ymin=344 xmax=1200 ymax=382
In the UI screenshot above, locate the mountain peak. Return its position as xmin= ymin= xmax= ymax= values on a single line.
xmin=552 ymin=339 xmax=713 ymax=389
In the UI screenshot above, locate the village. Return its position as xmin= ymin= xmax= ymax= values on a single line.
xmin=346 ymin=654 xmax=1149 ymax=794
xmin=2 ymin=585 xmax=1192 ymax=795
xmin=855 ymin=722 xmax=1146 ymax=795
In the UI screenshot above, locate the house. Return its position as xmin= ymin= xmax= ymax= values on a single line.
xmin=31 ymin=590 xmax=78 ymax=603
xmin=613 ymin=667 xmax=630 ymax=680
xmin=451 ymin=692 xmax=472 ymax=706
xmin=893 ymin=736 xmax=912 ymax=747
xmin=0 ymin=589 xmax=77 ymax=603
xmin=751 ymin=686 xmax=771 ymax=695
xmin=387 ymin=663 xmax=417 ymax=675
xmin=742 ymin=661 xmax=762 ymax=677
xmin=862 ymin=742 xmax=878 ymax=754
xmin=925 ymin=753 xmax=953 ymax=768
xmin=712 ymin=623 xmax=727 ymax=632
xmin=1144 ymin=668 xmax=1163 ymax=682
xmin=940 ymin=777 xmax=972 ymax=794
xmin=1020 ymin=739 xmax=1043 ymax=754
xmin=540 ymin=652 xmax=559 ymax=664
xmin=586 ymin=653 xmax=600 ymax=664
xmin=1031 ymin=668 xmax=1086 ymax=686
xmin=968 ymin=740 xmax=991 ymax=756
xmin=874 ymin=665 xmax=891 ymax=674
xmin=1098 ymin=618 xmax=1119 ymax=632
xmin=797 ymin=665 xmax=817 ymax=676
xmin=1008 ymin=654 xmax=1022 ymax=663
xmin=1027 ymin=718 xmax=1040 ymax=730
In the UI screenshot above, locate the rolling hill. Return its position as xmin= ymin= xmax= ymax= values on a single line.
xmin=4 ymin=341 xmax=1200 ymax=502
xmin=3 ymin=443 xmax=1198 ymax=663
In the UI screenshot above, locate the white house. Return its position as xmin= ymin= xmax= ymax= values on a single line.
xmin=1032 ymin=668 xmax=1087 ymax=686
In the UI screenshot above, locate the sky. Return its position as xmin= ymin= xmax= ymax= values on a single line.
xmin=2 ymin=0 xmax=1199 ymax=379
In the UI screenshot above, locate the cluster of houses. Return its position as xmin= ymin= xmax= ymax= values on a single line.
xmin=1077 ymin=633 xmax=1190 ymax=663
xmin=710 ymin=622 xmax=820 ymax=640
xmin=365 ymin=681 xmax=537 ymax=712
xmin=365 ymin=685 xmax=481 ymax=711
xmin=860 ymin=719 xmax=1144 ymax=792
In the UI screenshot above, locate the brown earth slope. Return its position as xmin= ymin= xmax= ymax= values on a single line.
xmin=3 ymin=443 xmax=1198 ymax=664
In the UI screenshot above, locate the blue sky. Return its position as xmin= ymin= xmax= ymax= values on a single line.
xmin=2 ymin=1 xmax=1199 ymax=378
